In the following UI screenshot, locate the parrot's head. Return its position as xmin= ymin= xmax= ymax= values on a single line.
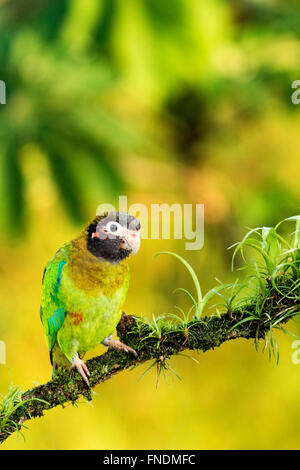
xmin=87 ymin=212 xmax=141 ymax=263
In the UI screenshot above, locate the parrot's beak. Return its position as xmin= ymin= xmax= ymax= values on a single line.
xmin=121 ymin=229 xmax=141 ymax=255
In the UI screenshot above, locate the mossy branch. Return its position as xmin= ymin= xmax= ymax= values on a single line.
xmin=1 ymin=277 xmax=299 ymax=445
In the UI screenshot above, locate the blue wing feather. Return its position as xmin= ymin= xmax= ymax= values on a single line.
xmin=41 ymin=258 xmax=67 ymax=351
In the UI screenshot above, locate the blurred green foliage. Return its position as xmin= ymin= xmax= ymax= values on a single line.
xmin=0 ymin=0 xmax=299 ymax=234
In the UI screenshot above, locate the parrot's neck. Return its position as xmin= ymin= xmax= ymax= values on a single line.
xmin=68 ymin=235 xmax=129 ymax=296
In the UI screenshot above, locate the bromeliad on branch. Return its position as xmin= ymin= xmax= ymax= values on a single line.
xmin=0 ymin=215 xmax=299 ymax=445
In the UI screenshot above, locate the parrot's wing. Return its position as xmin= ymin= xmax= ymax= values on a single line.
xmin=40 ymin=257 xmax=67 ymax=351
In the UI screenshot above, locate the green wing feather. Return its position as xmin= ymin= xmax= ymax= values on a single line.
xmin=40 ymin=250 xmax=68 ymax=351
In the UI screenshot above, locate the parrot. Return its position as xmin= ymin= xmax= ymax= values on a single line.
xmin=40 ymin=211 xmax=141 ymax=386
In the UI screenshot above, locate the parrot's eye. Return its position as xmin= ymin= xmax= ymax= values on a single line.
xmin=106 ymin=221 xmax=123 ymax=235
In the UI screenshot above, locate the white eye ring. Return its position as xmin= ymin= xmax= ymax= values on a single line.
xmin=106 ymin=221 xmax=124 ymax=235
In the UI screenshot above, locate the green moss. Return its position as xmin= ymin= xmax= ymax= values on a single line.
xmin=1 ymin=216 xmax=299 ymax=444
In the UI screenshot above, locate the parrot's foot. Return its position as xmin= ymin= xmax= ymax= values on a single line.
xmin=71 ymin=354 xmax=90 ymax=386
xmin=102 ymin=337 xmax=137 ymax=357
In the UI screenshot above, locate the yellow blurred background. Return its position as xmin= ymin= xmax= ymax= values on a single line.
xmin=0 ymin=0 xmax=300 ymax=449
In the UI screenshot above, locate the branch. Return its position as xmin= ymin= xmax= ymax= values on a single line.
xmin=1 ymin=278 xmax=299 ymax=445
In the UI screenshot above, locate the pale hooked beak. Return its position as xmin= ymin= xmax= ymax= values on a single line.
xmin=121 ymin=229 xmax=141 ymax=255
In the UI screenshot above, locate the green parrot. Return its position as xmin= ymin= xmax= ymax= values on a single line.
xmin=40 ymin=211 xmax=141 ymax=385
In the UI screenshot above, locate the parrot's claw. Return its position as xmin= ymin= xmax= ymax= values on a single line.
xmin=103 ymin=338 xmax=137 ymax=358
xmin=71 ymin=354 xmax=90 ymax=386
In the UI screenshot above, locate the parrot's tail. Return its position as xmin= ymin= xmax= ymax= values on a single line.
xmin=52 ymin=360 xmax=57 ymax=379
xmin=50 ymin=343 xmax=73 ymax=378
xmin=50 ymin=348 xmax=57 ymax=379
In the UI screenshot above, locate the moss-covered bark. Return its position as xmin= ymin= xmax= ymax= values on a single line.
xmin=0 ymin=278 xmax=299 ymax=444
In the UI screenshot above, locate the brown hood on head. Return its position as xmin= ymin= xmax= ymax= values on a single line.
xmin=83 ymin=212 xmax=141 ymax=264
